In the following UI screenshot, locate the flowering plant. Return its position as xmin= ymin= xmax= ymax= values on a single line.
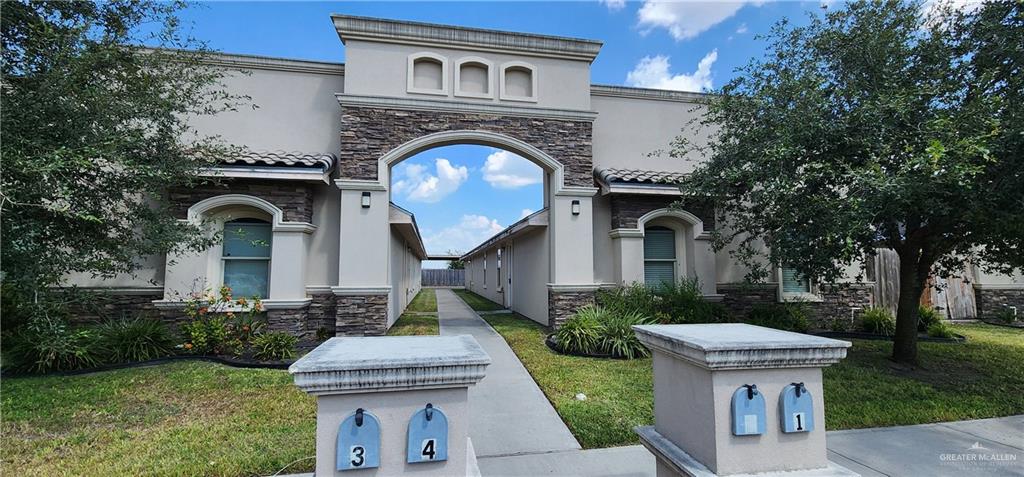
xmin=179 ymin=286 xmax=267 ymax=356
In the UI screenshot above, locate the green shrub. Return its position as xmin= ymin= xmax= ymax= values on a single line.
xmin=861 ymin=307 xmax=896 ymax=336
xmin=180 ymin=316 xmax=236 ymax=355
xmin=4 ymin=317 xmax=102 ymax=373
xmin=252 ymin=332 xmax=298 ymax=360
xmin=597 ymin=283 xmax=660 ymax=318
xmin=993 ymin=308 xmax=1017 ymax=323
xmin=927 ymin=321 xmax=955 ymax=339
xmin=745 ymin=303 xmax=810 ymax=332
xmin=97 ymin=316 xmax=176 ymax=363
xmin=554 ymin=305 xmax=605 ymax=354
xmin=600 ymin=310 xmax=656 ymax=359
xmin=917 ymin=305 xmax=941 ymax=332
xmin=231 ymin=312 xmax=266 ymax=343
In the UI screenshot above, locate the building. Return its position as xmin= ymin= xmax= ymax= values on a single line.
xmin=67 ymin=15 xmax=1023 ymax=337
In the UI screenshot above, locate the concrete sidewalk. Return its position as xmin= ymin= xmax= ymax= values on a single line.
xmin=436 ymin=288 xmax=581 ymax=459
xmin=475 ymin=416 xmax=1023 ymax=477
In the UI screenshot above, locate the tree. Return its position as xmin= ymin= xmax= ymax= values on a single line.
xmin=447 ymin=250 xmax=466 ymax=270
xmin=676 ymin=1 xmax=1023 ymax=364
xmin=1 ymin=1 xmax=246 ymax=301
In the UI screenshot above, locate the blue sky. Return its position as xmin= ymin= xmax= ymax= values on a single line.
xmin=177 ymin=1 xmax=829 ymax=267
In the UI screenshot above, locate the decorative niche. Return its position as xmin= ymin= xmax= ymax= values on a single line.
xmin=500 ymin=61 xmax=537 ymax=102
xmin=455 ymin=57 xmax=493 ymax=99
xmin=407 ymin=52 xmax=448 ymax=96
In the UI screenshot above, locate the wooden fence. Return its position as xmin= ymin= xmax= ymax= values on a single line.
xmin=871 ymin=248 xmax=977 ymax=319
xmin=422 ymin=269 xmax=465 ymax=287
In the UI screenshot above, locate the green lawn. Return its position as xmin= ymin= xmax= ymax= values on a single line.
xmin=2 ymin=362 xmax=315 ymax=477
xmin=405 ymin=288 xmax=437 ymax=313
xmin=453 ymin=289 xmax=505 ymax=311
xmin=482 ymin=315 xmax=1024 ymax=449
xmin=387 ymin=313 xmax=439 ymax=336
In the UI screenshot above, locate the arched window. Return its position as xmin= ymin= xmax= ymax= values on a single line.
xmin=455 ymin=57 xmax=493 ymax=98
xmin=644 ymin=226 xmax=676 ymax=287
xmin=500 ymin=62 xmax=537 ymax=102
xmin=407 ymin=53 xmax=448 ymax=95
xmin=222 ymin=218 xmax=272 ymax=298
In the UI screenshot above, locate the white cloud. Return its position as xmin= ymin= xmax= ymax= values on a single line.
xmin=735 ymin=23 xmax=748 ymax=34
xmin=392 ymin=158 xmax=468 ymax=203
xmin=921 ymin=0 xmax=981 ymax=26
xmin=637 ymin=1 xmax=762 ymax=41
xmin=482 ymin=150 xmax=543 ymax=189
xmin=626 ymin=50 xmax=718 ymax=92
xmin=600 ymin=0 xmax=627 ymax=11
xmin=423 ymin=214 xmax=505 ymax=255
xmin=520 ymin=208 xmax=534 ymax=219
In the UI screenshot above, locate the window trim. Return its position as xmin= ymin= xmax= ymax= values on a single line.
xmin=499 ymin=61 xmax=538 ymax=102
xmin=454 ymin=56 xmax=494 ymax=99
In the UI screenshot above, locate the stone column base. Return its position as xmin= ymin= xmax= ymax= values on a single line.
xmin=334 ymin=293 xmax=388 ymax=336
xmin=547 ymin=286 xmax=597 ymax=329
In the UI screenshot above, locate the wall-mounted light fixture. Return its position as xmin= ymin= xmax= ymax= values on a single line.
xmin=571 ymin=199 xmax=581 ymax=216
xmin=361 ymin=191 xmax=371 ymax=208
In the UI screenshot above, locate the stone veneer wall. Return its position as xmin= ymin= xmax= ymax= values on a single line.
xmin=338 ymin=107 xmax=594 ymax=187
xmin=975 ymin=287 xmax=1024 ymax=320
xmin=610 ymin=194 xmax=715 ymax=230
xmin=65 ymin=290 xmax=163 ymax=323
xmin=548 ymin=290 xmax=596 ymax=329
xmin=169 ymin=179 xmax=315 ymax=222
xmin=718 ymin=283 xmax=874 ymax=329
xmin=335 ymin=294 xmax=389 ymax=336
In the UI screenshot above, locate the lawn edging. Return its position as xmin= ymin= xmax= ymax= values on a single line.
xmin=2 ymin=354 xmax=294 ymax=379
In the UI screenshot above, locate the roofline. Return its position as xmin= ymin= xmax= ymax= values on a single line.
xmin=145 ymin=47 xmax=345 ymax=75
xmin=461 ymin=208 xmax=548 ymax=260
xmin=590 ymin=84 xmax=712 ymax=104
xmin=332 ymin=14 xmax=602 ymax=62
xmin=389 ymin=202 xmax=428 ymax=259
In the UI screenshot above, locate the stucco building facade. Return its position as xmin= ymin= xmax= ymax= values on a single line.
xmin=68 ymin=15 xmax=1023 ymax=336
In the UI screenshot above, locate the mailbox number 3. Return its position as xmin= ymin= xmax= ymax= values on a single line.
xmin=349 ymin=445 xmax=365 ymax=467
xmin=421 ymin=439 xmax=437 ymax=461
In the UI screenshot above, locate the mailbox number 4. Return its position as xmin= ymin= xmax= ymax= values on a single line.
xmin=420 ymin=439 xmax=437 ymax=461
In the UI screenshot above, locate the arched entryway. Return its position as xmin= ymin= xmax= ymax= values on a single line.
xmin=332 ymin=102 xmax=600 ymax=334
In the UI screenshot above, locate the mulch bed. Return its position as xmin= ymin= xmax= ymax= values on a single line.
xmin=813 ymin=330 xmax=966 ymax=343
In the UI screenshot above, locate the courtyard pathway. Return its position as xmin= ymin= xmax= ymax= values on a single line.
xmin=435 ymin=288 xmax=582 ymax=458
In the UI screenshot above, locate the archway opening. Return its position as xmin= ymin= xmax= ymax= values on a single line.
xmin=387 ymin=142 xmax=551 ymax=325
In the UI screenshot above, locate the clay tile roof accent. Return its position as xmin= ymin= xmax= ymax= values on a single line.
xmin=220 ymin=150 xmax=337 ymax=171
xmin=595 ymin=168 xmax=688 ymax=185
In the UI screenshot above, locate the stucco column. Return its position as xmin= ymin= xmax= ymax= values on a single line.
xmin=693 ymin=233 xmax=718 ymax=297
xmin=548 ymin=188 xmax=599 ymax=327
xmin=290 ymin=335 xmax=491 ymax=477
xmin=269 ymin=228 xmax=312 ymax=300
xmin=632 ymin=324 xmax=857 ymax=477
xmin=334 ymin=181 xmax=391 ymax=335
xmin=610 ymin=229 xmax=644 ymax=285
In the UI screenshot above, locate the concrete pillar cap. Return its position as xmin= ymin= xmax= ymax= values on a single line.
xmin=633 ymin=323 xmax=851 ymax=370
xmin=290 ymin=335 xmax=491 ymax=395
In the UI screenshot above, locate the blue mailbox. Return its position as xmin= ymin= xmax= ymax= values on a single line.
xmin=779 ymin=382 xmax=815 ymax=433
xmin=731 ymin=384 xmax=766 ymax=436
xmin=336 ymin=408 xmax=381 ymax=471
xmin=407 ymin=403 xmax=449 ymax=463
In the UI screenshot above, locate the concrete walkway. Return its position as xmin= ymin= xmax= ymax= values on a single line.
xmin=436 ymin=288 xmax=581 ymax=458
xmin=475 ymin=416 xmax=1023 ymax=476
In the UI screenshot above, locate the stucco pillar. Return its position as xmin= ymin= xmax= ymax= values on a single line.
xmin=334 ymin=181 xmax=391 ymax=335
xmin=548 ymin=189 xmax=599 ymax=327
xmin=610 ymin=229 xmax=644 ymax=285
xmin=290 ymin=335 xmax=491 ymax=477
xmin=269 ymin=229 xmax=311 ymax=300
xmin=693 ymin=234 xmax=718 ymax=297
xmin=633 ymin=324 xmax=857 ymax=477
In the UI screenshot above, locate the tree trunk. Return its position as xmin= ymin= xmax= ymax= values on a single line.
xmin=892 ymin=250 xmax=925 ymax=365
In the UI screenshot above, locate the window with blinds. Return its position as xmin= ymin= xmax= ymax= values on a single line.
xmin=781 ymin=267 xmax=811 ymax=294
xmin=644 ymin=226 xmax=676 ymax=287
xmin=222 ymin=218 xmax=272 ymax=298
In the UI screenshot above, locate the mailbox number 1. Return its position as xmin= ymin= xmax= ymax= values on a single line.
xmin=793 ymin=413 xmax=806 ymax=431
xmin=421 ymin=439 xmax=437 ymax=461
xmin=349 ymin=445 xmax=365 ymax=467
